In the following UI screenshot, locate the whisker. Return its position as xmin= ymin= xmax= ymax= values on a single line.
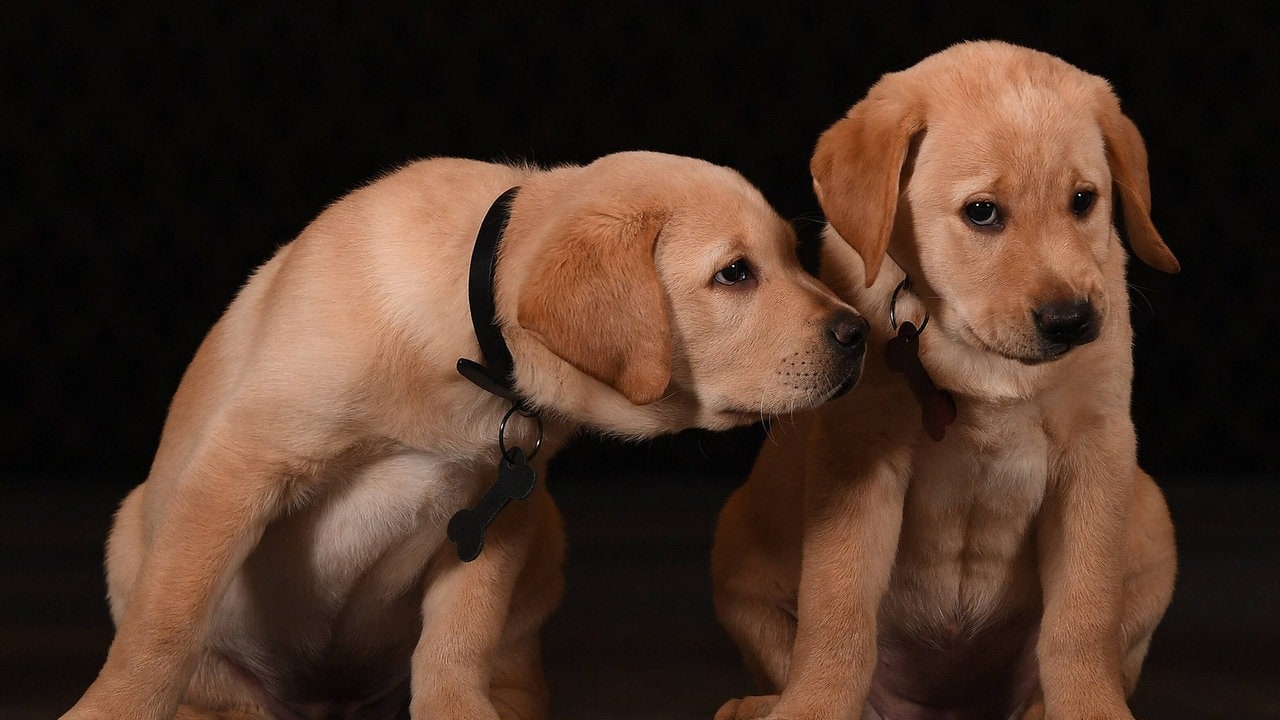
xmin=790 ymin=211 xmax=828 ymax=227
xmin=760 ymin=416 xmax=777 ymax=445
xmin=1127 ymin=282 xmax=1156 ymax=316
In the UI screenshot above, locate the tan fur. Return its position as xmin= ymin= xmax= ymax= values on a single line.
xmin=62 ymin=151 xmax=866 ymax=720
xmin=712 ymin=42 xmax=1179 ymax=720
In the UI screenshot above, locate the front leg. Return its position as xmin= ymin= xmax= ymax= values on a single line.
xmin=1035 ymin=422 xmax=1138 ymax=719
xmin=768 ymin=425 xmax=911 ymax=720
xmin=61 ymin=438 xmax=294 ymax=720
xmin=411 ymin=479 xmax=562 ymax=720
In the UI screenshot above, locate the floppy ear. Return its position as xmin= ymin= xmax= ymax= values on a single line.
xmin=1096 ymin=90 xmax=1181 ymax=273
xmin=517 ymin=210 xmax=672 ymax=406
xmin=811 ymin=86 xmax=925 ymax=287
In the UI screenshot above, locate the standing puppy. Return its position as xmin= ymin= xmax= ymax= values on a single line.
xmin=712 ymin=42 xmax=1180 ymax=720
xmin=62 ymin=151 xmax=867 ymax=720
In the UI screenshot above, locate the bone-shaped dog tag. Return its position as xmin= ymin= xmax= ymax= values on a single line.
xmin=886 ymin=322 xmax=957 ymax=442
xmin=447 ymin=447 xmax=538 ymax=562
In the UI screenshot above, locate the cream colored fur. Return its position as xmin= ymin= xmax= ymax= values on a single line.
xmin=62 ymin=151 xmax=866 ymax=720
xmin=711 ymin=42 xmax=1179 ymax=720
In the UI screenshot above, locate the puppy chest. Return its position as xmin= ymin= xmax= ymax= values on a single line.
xmin=891 ymin=408 xmax=1050 ymax=619
xmin=915 ymin=401 xmax=1051 ymax=510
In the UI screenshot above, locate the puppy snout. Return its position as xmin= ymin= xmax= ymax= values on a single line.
xmin=827 ymin=311 xmax=869 ymax=354
xmin=1033 ymin=298 xmax=1098 ymax=355
xmin=821 ymin=310 xmax=867 ymax=400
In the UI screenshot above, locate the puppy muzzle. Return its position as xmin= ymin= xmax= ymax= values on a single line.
xmin=827 ymin=310 xmax=868 ymax=398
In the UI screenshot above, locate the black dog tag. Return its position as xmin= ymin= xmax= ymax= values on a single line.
xmin=447 ymin=447 xmax=538 ymax=562
xmin=886 ymin=321 xmax=957 ymax=442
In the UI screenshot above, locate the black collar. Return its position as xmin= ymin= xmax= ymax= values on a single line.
xmin=456 ymin=186 xmax=527 ymax=408
xmin=448 ymin=186 xmax=543 ymax=563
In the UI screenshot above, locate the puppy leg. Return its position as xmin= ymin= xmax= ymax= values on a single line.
xmin=734 ymin=442 xmax=907 ymax=720
xmin=717 ymin=697 xmax=882 ymax=720
xmin=1118 ymin=469 xmax=1176 ymax=694
xmin=711 ymin=487 xmax=798 ymax=692
xmin=64 ymin=426 xmax=302 ymax=720
xmin=489 ymin=491 xmax=565 ymax=720
xmin=1035 ymin=431 xmax=1144 ymax=719
xmin=174 ymin=654 xmax=272 ymax=720
xmin=769 ymin=467 xmax=905 ymax=720
xmin=714 ymin=695 xmax=781 ymax=720
xmin=1015 ymin=690 xmax=1045 ymax=720
xmin=1021 ymin=470 xmax=1173 ymax=720
xmin=488 ymin=611 xmax=553 ymax=720
xmin=106 ymin=486 xmax=271 ymax=719
xmin=172 ymin=707 xmax=266 ymax=720
xmin=411 ymin=483 xmax=563 ymax=720
xmin=104 ymin=484 xmax=147 ymax=625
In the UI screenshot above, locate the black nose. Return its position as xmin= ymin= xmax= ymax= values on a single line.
xmin=1033 ymin=298 xmax=1098 ymax=351
xmin=827 ymin=311 xmax=869 ymax=353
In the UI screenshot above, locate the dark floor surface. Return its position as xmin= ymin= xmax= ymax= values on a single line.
xmin=3 ymin=468 xmax=1277 ymax=719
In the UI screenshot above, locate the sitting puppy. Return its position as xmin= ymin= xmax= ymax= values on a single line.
xmin=62 ymin=151 xmax=867 ymax=720
xmin=711 ymin=41 xmax=1180 ymax=720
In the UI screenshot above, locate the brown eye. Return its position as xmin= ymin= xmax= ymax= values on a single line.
xmin=1072 ymin=190 xmax=1096 ymax=216
xmin=714 ymin=259 xmax=754 ymax=286
xmin=964 ymin=201 xmax=1001 ymax=227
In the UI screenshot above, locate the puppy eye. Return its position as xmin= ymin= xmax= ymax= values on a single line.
xmin=1071 ymin=190 xmax=1096 ymax=216
xmin=713 ymin=259 xmax=754 ymax=286
xmin=964 ymin=201 xmax=1001 ymax=227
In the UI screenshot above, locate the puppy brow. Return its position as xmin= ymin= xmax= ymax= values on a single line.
xmin=713 ymin=237 xmax=752 ymax=266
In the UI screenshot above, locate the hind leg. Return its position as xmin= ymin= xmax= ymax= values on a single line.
xmin=1118 ymin=469 xmax=1177 ymax=694
xmin=171 ymin=649 xmax=275 ymax=720
xmin=710 ymin=486 xmax=801 ymax=717
xmin=107 ymin=485 xmax=271 ymax=720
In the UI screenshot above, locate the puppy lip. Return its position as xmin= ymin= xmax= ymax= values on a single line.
xmin=828 ymin=349 xmax=866 ymax=399
xmin=1033 ymin=334 xmax=1100 ymax=362
xmin=1020 ymin=346 xmax=1070 ymax=365
xmin=828 ymin=368 xmax=862 ymax=400
xmin=971 ymin=333 xmax=1057 ymax=365
xmin=1010 ymin=340 xmax=1095 ymax=365
xmin=962 ymin=322 xmax=1093 ymax=365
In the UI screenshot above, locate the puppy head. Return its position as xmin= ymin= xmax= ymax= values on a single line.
xmin=517 ymin=152 xmax=865 ymax=430
xmin=812 ymin=41 xmax=1179 ymax=363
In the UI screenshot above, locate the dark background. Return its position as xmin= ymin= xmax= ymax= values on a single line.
xmin=2 ymin=2 xmax=1277 ymax=719
xmin=4 ymin=2 xmax=1279 ymax=482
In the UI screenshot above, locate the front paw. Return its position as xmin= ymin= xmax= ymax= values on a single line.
xmin=715 ymin=694 xmax=780 ymax=720
xmin=59 ymin=703 xmax=113 ymax=720
xmin=412 ymin=689 xmax=502 ymax=720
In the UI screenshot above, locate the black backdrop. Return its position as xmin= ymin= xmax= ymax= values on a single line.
xmin=3 ymin=2 xmax=1278 ymax=486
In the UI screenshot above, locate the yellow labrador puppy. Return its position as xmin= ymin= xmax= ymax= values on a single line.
xmin=712 ymin=42 xmax=1180 ymax=720
xmin=62 ymin=151 xmax=868 ymax=720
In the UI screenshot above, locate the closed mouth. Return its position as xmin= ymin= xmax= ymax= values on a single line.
xmin=828 ymin=366 xmax=862 ymax=400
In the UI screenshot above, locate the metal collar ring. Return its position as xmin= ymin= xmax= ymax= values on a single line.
xmin=498 ymin=403 xmax=544 ymax=462
xmin=889 ymin=276 xmax=930 ymax=335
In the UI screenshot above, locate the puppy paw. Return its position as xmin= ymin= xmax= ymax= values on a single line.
xmin=412 ymin=689 xmax=502 ymax=720
xmin=715 ymin=694 xmax=780 ymax=720
xmin=59 ymin=707 xmax=117 ymax=720
xmin=59 ymin=697 xmax=120 ymax=720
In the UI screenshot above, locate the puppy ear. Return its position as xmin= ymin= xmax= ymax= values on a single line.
xmin=1096 ymin=90 xmax=1181 ymax=273
xmin=517 ymin=210 xmax=672 ymax=406
xmin=811 ymin=87 xmax=925 ymax=287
